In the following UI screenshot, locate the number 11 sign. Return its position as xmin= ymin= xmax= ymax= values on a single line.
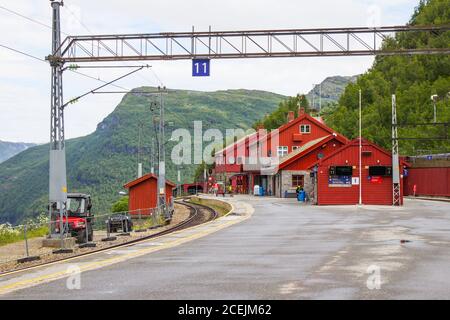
xmin=192 ymin=59 xmax=210 ymax=77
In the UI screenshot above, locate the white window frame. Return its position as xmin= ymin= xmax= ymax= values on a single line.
xmin=300 ymin=124 xmax=311 ymax=134
xmin=292 ymin=146 xmax=300 ymax=151
xmin=277 ymin=146 xmax=288 ymax=157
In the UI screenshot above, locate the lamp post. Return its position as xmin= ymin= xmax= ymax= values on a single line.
xmin=431 ymin=94 xmax=438 ymax=123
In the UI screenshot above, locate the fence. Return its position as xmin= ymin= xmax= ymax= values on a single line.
xmin=404 ymin=167 xmax=450 ymax=197
xmin=0 ymin=204 xmax=169 ymax=267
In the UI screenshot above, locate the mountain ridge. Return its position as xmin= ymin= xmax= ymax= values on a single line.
xmin=0 ymin=140 xmax=36 ymax=163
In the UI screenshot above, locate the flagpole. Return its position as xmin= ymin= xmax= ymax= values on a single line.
xmin=359 ymin=89 xmax=362 ymax=205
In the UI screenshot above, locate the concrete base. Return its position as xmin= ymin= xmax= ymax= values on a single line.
xmin=52 ymin=248 xmax=74 ymax=254
xmin=101 ymin=236 xmax=117 ymax=242
xmin=42 ymin=237 xmax=76 ymax=249
xmin=79 ymin=243 xmax=97 ymax=248
xmin=17 ymin=256 xmax=41 ymax=264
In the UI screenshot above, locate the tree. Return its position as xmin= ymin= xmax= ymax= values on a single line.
xmin=326 ymin=0 xmax=450 ymax=155
xmin=111 ymin=196 xmax=129 ymax=213
xmin=253 ymin=94 xmax=314 ymax=130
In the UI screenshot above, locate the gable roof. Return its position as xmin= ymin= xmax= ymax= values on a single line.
xmin=215 ymin=112 xmax=348 ymax=156
xmin=214 ymin=131 xmax=258 ymax=156
xmin=124 ymin=173 xmax=176 ymax=189
xmin=248 ymin=112 xmax=348 ymax=147
xmin=307 ymin=138 xmax=410 ymax=169
xmin=278 ymin=134 xmax=346 ymax=170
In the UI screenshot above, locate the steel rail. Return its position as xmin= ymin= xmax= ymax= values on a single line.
xmin=0 ymin=199 xmax=218 ymax=276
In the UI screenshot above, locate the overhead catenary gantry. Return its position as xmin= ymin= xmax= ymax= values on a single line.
xmin=51 ymin=25 xmax=450 ymax=63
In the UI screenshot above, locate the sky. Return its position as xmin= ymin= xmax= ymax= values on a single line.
xmin=0 ymin=0 xmax=420 ymax=143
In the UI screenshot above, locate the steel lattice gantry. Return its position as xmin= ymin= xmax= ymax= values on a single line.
xmin=52 ymin=25 xmax=450 ymax=62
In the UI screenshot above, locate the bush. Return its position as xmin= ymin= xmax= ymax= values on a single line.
xmin=111 ymin=196 xmax=129 ymax=213
xmin=0 ymin=222 xmax=48 ymax=247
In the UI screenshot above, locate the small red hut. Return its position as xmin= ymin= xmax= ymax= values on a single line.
xmin=124 ymin=173 xmax=176 ymax=216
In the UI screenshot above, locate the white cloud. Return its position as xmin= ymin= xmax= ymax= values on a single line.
xmin=0 ymin=0 xmax=419 ymax=143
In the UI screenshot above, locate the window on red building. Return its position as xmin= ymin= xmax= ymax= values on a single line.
xmin=300 ymin=124 xmax=311 ymax=133
xmin=277 ymin=146 xmax=288 ymax=157
xmin=292 ymin=175 xmax=304 ymax=187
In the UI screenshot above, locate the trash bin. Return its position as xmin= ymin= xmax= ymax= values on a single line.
xmin=298 ymin=190 xmax=306 ymax=202
xmin=259 ymin=186 xmax=264 ymax=196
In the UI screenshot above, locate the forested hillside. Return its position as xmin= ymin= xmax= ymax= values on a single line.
xmin=254 ymin=0 xmax=449 ymax=155
xmin=326 ymin=0 xmax=449 ymax=155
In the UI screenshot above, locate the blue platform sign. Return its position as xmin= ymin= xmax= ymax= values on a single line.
xmin=192 ymin=59 xmax=210 ymax=77
xmin=328 ymin=175 xmax=352 ymax=187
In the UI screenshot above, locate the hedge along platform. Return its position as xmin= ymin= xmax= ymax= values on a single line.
xmin=310 ymin=138 xmax=409 ymax=205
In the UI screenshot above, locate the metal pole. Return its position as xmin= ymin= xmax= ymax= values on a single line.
xmin=392 ymin=94 xmax=401 ymax=206
xmin=359 ymin=89 xmax=362 ymax=205
xmin=177 ymin=168 xmax=181 ymax=196
xmin=157 ymin=87 xmax=167 ymax=218
xmin=319 ymin=83 xmax=322 ymax=115
xmin=203 ymin=168 xmax=207 ymax=194
xmin=24 ymin=224 xmax=29 ymax=257
xmin=48 ymin=1 xmax=68 ymax=248
xmin=106 ymin=219 xmax=110 ymax=238
xmin=433 ymin=100 xmax=437 ymax=123
xmin=138 ymin=122 xmax=143 ymax=178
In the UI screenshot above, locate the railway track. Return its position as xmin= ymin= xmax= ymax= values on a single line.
xmin=0 ymin=198 xmax=218 ymax=276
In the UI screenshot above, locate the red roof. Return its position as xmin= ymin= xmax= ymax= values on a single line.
xmin=124 ymin=173 xmax=176 ymax=189
xmin=248 ymin=112 xmax=348 ymax=147
xmin=307 ymin=138 xmax=410 ymax=169
xmin=278 ymin=134 xmax=347 ymax=170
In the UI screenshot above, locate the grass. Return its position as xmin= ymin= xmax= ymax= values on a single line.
xmin=189 ymin=197 xmax=232 ymax=217
xmin=132 ymin=215 xmax=166 ymax=231
xmin=0 ymin=225 xmax=48 ymax=247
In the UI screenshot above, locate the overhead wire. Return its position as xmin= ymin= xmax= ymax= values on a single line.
xmin=0 ymin=4 xmax=178 ymax=120
xmin=62 ymin=5 xmax=165 ymax=87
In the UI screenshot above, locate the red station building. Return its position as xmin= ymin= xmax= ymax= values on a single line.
xmin=214 ymin=107 xmax=347 ymax=195
xmin=124 ymin=173 xmax=176 ymax=216
xmin=310 ymin=138 xmax=408 ymax=205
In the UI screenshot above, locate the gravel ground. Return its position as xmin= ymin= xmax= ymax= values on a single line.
xmin=0 ymin=203 xmax=191 ymax=273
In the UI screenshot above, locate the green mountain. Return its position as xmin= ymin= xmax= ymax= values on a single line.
xmin=307 ymin=75 xmax=358 ymax=110
xmin=0 ymin=88 xmax=285 ymax=223
xmin=325 ymin=0 xmax=450 ymax=155
xmin=0 ymin=140 xmax=36 ymax=163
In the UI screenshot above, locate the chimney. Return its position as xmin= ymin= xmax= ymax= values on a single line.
xmin=256 ymin=123 xmax=265 ymax=131
xmin=287 ymin=111 xmax=295 ymax=123
xmin=298 ymin=106 xmax=305 ymax=116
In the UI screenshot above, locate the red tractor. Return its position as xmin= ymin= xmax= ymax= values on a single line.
xmin=54 ymin=193 xmax=94 ymax=243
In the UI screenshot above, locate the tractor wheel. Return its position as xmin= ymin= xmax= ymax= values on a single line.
xmin=87 ymin=225 xmax=94 ymax=242
xmin=76 ymin=230 xmax=86 ymax=243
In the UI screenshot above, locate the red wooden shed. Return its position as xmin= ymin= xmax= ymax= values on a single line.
xmin=404 ymin=167 xmax=450 ymax=197
xmin=310 ymin=138 xmax=407 ymax=205
xmin=124 ymin=173 xmax=176 ymax=216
